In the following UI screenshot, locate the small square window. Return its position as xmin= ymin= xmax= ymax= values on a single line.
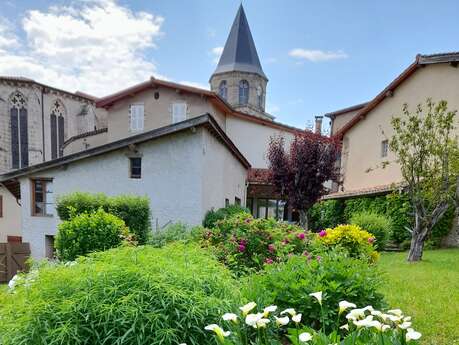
xmin=381 ymin=140 xmax=389 ymax=158
xmin=130 ymin=157 xmax=142 ymax=179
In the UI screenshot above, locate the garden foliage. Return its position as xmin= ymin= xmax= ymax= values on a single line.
xmin=242 ymin=251 xmax=385 ymax=333
xmin=309 ymin=192 xmax=455 ymax=246
xmin=203 ymin=204 xmax=251 ymax=229
xmin=55 ymin=208 xmax=131 ymax=261
xmin=312 ymin=224 xmax=379 ymax=262
xmin=350 ymin=211 xmax=391 ymax=250
xmin=200 ymin=213 xmax=309 ymax=275
xmin=56 ymin=192 xmax=151 ymax=244
xmin=149 ymin=222 xmax=203 ymax=248
xmin=0 ymin=244 xmax=240 ymax=345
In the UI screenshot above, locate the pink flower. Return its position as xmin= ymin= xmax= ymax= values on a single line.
xmin=368 ymin=237 xmax=375 ymax=244
xmin=303 ymin=250 xmax=309 ymax=257
xmin=316 ymin=255 xmax=322 ymax=262
xmin=282 ymin=238 xmax=289 ymax=245
xmin=239 ymin=239 xmax=247 ymax=246
xmin=268 ymin=244 xmax=275 ymax=253
xmin=265 ymin=258 xmax=273 ymax=264
xmin=297 ymin=232 xmax=305 ymax=240
xmin=238 ymin=244 xmax=246 ymax=252
xmin=319 ymin=230 xmax=327 ymax=237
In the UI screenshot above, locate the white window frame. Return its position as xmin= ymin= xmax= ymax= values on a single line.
xmin=129 ymin=103 xmax=144 ymax=132
xmin=172 ymin=102 xmax=187 ymax=124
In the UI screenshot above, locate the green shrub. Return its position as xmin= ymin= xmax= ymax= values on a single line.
xmin=308 ymin=199 xmax=345 ymax=231
xmin=241 ymin=251 xmax=385 ymax=333
xmin=201 ymin=213 xmax=309 ymax=275
xmin=0 ymin=243 xmax=240 ymax=345
xmin=56 ymin=192 xmax=151 ymax=244
xmin=312 ymin=224 xmax=379 ymax=262
xmin=55 ymin=208 xmax=130 ymax=261
xmin=149 ymin=222 xmax=203 ymax=248
xmin=350 ymin=211 xmax=391 ymax=250
xmin=202 ymin=204 xmax=250 ymax=229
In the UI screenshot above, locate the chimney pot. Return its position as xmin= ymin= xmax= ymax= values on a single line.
xmin=314 ymin=115 xmax=323 ymax=134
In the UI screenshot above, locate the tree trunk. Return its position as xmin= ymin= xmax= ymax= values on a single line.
xmin=299 ymin=210 xmax=309 ymax=231
xmin=407 ymin=231 xmax=425 ymax=262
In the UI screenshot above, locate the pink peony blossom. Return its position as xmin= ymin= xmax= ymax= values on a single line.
xmin=319 ymin=230 xmax=327 ymax=237
xmin=297 ymin=232 xmax=305 ymax=240
xmin=238 ymin=244 xmax=246 ymax=252
xmin=268 ymin=244 xmax=275 ymax=253
xmin=265 ymin=258 xmax=274 ymax=264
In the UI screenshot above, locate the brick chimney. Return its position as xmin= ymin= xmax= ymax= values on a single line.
xmin=314 ymin=115 xmax=323 ymax=134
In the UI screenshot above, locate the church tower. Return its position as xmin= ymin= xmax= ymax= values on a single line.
xmin=210 ymin=5 xmax=271 ymax=120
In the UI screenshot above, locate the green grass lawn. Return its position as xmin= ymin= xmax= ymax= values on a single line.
xmin=379 ymin=249 xmax=459 ymax=345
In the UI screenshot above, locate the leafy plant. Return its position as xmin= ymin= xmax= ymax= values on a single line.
xmin=350 ymin=212 xmax=392 ymax=250
xmin=55 ymin=208 xmax=131 ymax=261
xmin=0 ymin=243 xmax=241 ymax=345
xmin=56 ymin=192 xmax=151 ymax=244
xmin=242 ymin=251 xmax=385 ymax=333
xmin=149 ymin=222 xmax=203 ymax=248
xmin=201 ymin=213 xmax=309 ymax=276
xmin=308 ymin=199 xmax=345 ymax=231
xmin=312 ymin=224 xmax=379 ymax=262
xmin=203 ymin=204 xmax=251 ymax=229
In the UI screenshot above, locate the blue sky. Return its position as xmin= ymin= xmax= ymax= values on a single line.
xmin=1 ymin=0 xmax=459 ymax=129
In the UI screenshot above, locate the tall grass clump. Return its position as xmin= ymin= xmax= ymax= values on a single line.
xmin=0 ymin=243 xmax=240 ymax=345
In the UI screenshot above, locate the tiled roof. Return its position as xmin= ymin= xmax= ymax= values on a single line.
xmin=323 ymin=182 xmax=405 ymax=200
xmin=247 ymin=168 xmax=271 ymax=184
xmin=324 ymin=102 xmax=368 ymax=118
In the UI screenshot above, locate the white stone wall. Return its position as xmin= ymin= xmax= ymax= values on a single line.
xmin=226 ymin=116 xmax=295 ymax=168
xmin=20 ymin=127 xmax=248 ymax=259
xmin=0 ymin=185 xmax=21 ymax=242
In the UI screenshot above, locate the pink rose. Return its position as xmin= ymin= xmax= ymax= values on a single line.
xmin=238 ymin=244 xmax=246 ymax=252
xmin=319 ymin=230 xmax=327 ymax=237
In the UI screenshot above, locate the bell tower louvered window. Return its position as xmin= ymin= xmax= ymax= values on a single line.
xmin=239 ymin=80 xmax=249 ymax=105
xmin=50 ymin=100 xmax=66 ymax=159
xmin=9 ymin=91 xmax=28 ymax=169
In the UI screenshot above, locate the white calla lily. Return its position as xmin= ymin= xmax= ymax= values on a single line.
xmin=204 ymin=324 xmax=230 ymax=339
xmin=339 ymin=300 xmax=356 ymax=314
xmin=222 ymin=313 xmax=238 ymax=323
xmin=309 ymin=291 xmax=323 ymax=305
xmin=274 ymin=316 xmax=289 ymax=326
xmin=299 ymin=332 xmax=313 ymax=342
xmin=406 ymin=328 xmax=422 ymax=341
xmin=280 ymin=308 xmax=296 ymax=316
xmin=240 ymin=302 xmax=257 ymax=316
xmin=292 ymin=313 xmax=302 ymax=324
xmin=263 ymin=305 xmax=277 ymax=316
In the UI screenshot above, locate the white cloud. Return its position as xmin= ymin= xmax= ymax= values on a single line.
xmin=211 ymin=46 xmax=223 ymax=64
xmin=0 ymin=19 xmax=19 ymax=49
xmin=289 ymin=49 xmax=348 ymax=62
xmin=0 ymin=0 xmax=164 ymax=96
xmin=179 ymin=80 xmax=209 ymax=90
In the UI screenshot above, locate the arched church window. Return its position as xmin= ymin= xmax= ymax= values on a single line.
xmin=218 ymin=80 xmax=227 ymax=100
xmin=256 ymin=85 xmax=263 ymax=108
xmin=9 ymin=91 xmax=28 ymax=169
xmin=239 ymin=80 xmax=249 ymax=105
xmin=50 ymin=100 xmax=66 ymax=159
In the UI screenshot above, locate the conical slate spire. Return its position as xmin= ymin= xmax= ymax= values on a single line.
xmin=213 ymin=5 xmax=266 ymax=79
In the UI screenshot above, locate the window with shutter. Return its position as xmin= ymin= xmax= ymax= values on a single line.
xmin=172 ymin=103 xmax=187 ymax=124
xmin=130 ymin=104 xmax=144 ymax=131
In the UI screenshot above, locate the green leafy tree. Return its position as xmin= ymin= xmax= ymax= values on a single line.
xmin=389 ymin=99 xmax=459 ymax=261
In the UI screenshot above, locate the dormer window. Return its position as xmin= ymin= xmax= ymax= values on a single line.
xmin=218 ymin=80 xmax=227 ymax=100
xmin=239 ymin=80 xmax=249 ymax=105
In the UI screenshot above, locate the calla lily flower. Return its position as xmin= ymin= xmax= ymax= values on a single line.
xmin=299 ymin=332 xmax=313 ymax=342
xmin=204 ymin=324 xmax=230 ymax=340
xmin=275 ymin=316 xmax=289 ymax=326
xmin=280 ymin=308 xmax=296 ymax=316
xmin=222 ymin=313 xmax=238 ymax=323
xmin=263 ymin=305 xmax=277 ymax=316
xmin=309 ymin=291 xmax=323 ymax=305
xmin=240 ymin=302 xmax=256 ymax=316
xmin=388 ymin=309 xmax=403 ymax=317
xmin=339 ymin=300 xmax=356 ymax=314
xmin=292 ymin=313 xmax=302 ymax=324
xmin=406 ymin=328 xmax=422 ymax=341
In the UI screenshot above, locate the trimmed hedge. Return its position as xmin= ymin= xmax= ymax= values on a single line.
xmin=55 ymin=208 xmax=130 ymax=261
xmin=56 ymin=192 xmax=151 ymax=244
xmin=0 ymin=244 xmax=240 ymax=345
xmin=309 ymin=192 xmax=455 ymax=246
